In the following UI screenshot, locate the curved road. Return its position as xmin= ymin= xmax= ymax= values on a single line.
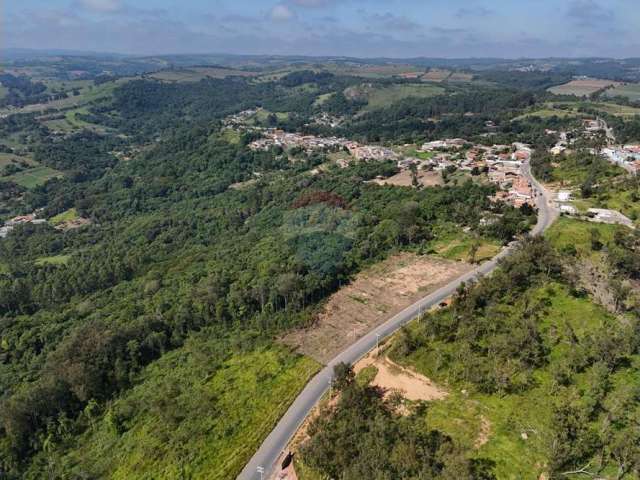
xmin=238 ymin=160 xmax=557 ymax=480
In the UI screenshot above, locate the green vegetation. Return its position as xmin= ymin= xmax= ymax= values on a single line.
xmin=429 ymin=228 xmax=502 ymax=263
xmin=364 ymin=83 xmax=445 ymax=110
xmin=545 ymin=217 xmax=617 ymax=255
xmin=301 ymin=363 xmax=495 ymax=479
xmin=4 ymin=164 xmax=62 ymax=188
xmin=302 ymin=229 xmax=640 ymax=479
xmin=0 ymin=70 xmax=537 ymax=478
xmin=10 ymin=55 xmax=640 ymax=479
xmin=34 ymin=254 xmax=71 ymax=266
xmin=58 ymin=345 xmax=318 ymax=480
xmin=605 ymin=83 xmax=640 ymax=102
xmin=49 ymin=208 xmax=79 ymax=225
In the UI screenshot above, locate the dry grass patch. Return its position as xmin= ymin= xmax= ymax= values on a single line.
xmin=280 ymin=253 xmax=473 ymax=363
xmin=370 ymin=170 xmax=443 ymax=188
xmin=548 ymin=78 xmax=621 ymax=97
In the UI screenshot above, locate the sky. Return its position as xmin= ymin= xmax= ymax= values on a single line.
xmin=4 ymin=0 xmax=640 ymax=58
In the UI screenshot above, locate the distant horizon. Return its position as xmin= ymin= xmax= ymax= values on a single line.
xmin=3 ymin=47 xmax=640 ymax=63
xmin=5 ymin=1 xmax=640 ymax=58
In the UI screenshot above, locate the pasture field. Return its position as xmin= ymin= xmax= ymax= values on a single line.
xmin=4 ymin=165 xmax=62 ymax=189
xmin=0 ymin=152 xmax=35 ymax=168
xmin=364 ymin=83 xmax=445 ymax=110
xmin=592 ymin=101 xmax=640 ymax=117
xmin=548 ymin=78 xmax=620 ymax=97
xmin=327 ymin=63 xmax=425 ymax=79
xmin=313 ymin=92 xmax=334 ymax=106
xmin=422 ymin=68 xmax=452 ymax=82
xmin=150 ymin=67 xmax=257 ymax=82
xmin=604 ymin=82 xmax=640 ymax=102
xmin=513 ymin=107 xmax=581 ymax=120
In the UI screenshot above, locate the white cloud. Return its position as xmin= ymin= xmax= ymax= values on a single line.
xmin=77 ymin=0 xmax=122 ymax=13
xmin=270 ymin=4 xmax=295 ymax=21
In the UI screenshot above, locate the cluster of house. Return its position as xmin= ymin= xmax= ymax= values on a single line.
xmin=0 ymin=213 xmax=46 ymax=238
xmin=414 ymin=139 xmax=535 ymax=207
xmin=248 ymin=129 xmax=398 ymax=164
xmin=547 ymin=119 xmax=640 ymax=175
xmin=602 ymin=145 xmax=640 ymax=174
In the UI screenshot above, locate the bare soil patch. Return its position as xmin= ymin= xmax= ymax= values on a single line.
xmin=475 ymin=415 xmax=492 ymax=448
xmin=280 ymin=253 xmax=473 ymax=363
xmin=354 ymin=352 xmax=448 ymax=403
xmin=370 ymin=170 xmax=443 ymax=188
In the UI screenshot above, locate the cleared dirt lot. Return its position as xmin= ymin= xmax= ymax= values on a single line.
xmin=355 ymin=352 xmax=447 ymax=402
xmin=280 ymin=252 xmax=473 ymax=364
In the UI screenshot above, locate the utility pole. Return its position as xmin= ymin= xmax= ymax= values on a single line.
xmin=376 ymin=333 xmax=380 ymax=355
xmin=257 ymin=466 xmax=264 ymax=480
xmin=328 ymin=376 xmax=333 ymax=398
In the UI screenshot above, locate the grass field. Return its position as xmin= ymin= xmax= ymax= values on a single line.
xmin=604 ymin=83 xmax=640 ymax=102
xmin=0 ymin=152 xmax=35 ymax=168
xmin=4 ymin=165 xmax=62 ymax=188
xmin=49 ymin=208 xmax=79 ymax=226
xmin=253 ymin=109 xmax=290 ymax=124
xmin=364 ymin=84 xmax=445 ymax=110
xmin=62 ymin=344 xmax=320 ymax=480
xmin=513 ymin=107 xmax=581 ymax=121
xmin=591 ymin=101 xmax=640 ymax=118
xmin=544 ymin=217 xmax=618 ymax=255
xmin=550 ymin=155 xmax=624 ymax=186
xmin=326 ymin=64 xmax=425 ymax=79
xmin=313 ymin=92 xmax=334 ymax=106
xmin=429 ymin=228 xmax=502 ymax=263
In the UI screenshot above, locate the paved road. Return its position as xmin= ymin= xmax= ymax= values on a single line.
xmin=238 ymin=161 xmax=557 ymax=480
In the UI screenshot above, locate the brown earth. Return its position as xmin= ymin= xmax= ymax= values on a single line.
xmin=280 ymin=252 xmax=473 ymax=363
xmin=354 ymin=352 xmax=448 ymax=403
